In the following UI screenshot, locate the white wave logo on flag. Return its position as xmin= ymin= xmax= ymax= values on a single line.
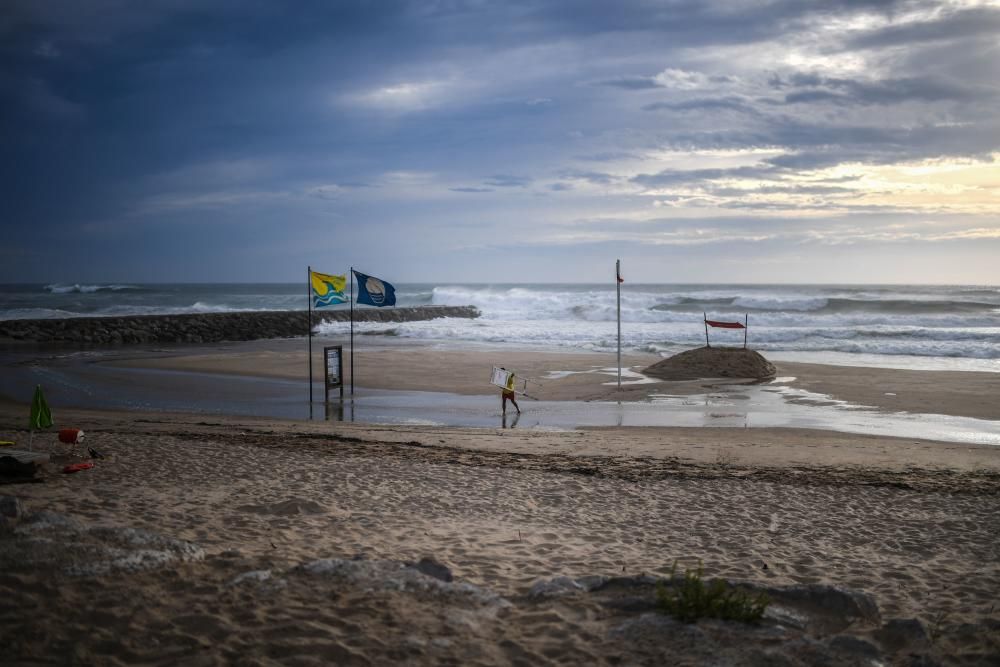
xmin=365 ymin=277 xmax=387 ymax=305
xmin=353 ymin=270 xmax=396 ymax=307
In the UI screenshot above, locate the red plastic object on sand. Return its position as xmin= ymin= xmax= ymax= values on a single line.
xmin=58 ymin=429 xmax=85 ymax=444
xmin=62 ymin=462 xmax=94 ymax=474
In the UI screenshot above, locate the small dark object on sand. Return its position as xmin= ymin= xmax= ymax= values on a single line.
xmin=88 ymin=448 xmax=104 ymax=460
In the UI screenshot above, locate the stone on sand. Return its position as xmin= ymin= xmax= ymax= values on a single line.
xmin=0 ymin=495 xmax=25 ymax=532
xmin=0 ymin=507 xmax=204 ymax=576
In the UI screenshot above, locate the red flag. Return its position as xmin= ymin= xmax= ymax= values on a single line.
xmin=616 ymin=266 xmax=624 ymax=284
xmin=705 ymin=319 xmax=745 ymax=329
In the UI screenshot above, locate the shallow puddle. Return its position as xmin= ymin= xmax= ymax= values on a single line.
xmin=2 ymin=352 xmax=998 ymax=446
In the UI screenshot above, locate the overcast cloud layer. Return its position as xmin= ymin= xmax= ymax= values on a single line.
xmin=1 ymin=0 xmax=998 ymax=283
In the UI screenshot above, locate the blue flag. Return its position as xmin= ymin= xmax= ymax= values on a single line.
xmin=353 ymin=270 xmax=396 ymax=307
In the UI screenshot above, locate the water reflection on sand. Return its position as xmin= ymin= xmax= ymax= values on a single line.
xmin=2 ymin=353 xmax=998 ymax=446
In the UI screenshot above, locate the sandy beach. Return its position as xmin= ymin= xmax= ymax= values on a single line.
xmin=2 ymin=340 xmax=1000 ymax=665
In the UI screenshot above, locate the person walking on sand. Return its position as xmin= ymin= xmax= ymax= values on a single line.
xmin=499 ymin=367 xmax=521 ymax=415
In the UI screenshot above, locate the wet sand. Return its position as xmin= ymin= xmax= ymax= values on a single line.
xmin=95 ymin=336 xmax=1000 ymax=420
xmin=4 ymin=339 xmax=1000 ymax=443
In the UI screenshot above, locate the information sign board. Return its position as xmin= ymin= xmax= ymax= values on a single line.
xmin=324 ymin=345 xmax=344 ymax=403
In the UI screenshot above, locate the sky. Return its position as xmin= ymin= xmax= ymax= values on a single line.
xmin=1 ymin=0 xmax=998 ymax=284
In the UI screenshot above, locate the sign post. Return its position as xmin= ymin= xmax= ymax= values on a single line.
xmin=324 ymin=345 xmax=344 ymax=410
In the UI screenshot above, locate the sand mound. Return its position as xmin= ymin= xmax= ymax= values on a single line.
xmin=643 ymin=346 xmax=776 ymax=381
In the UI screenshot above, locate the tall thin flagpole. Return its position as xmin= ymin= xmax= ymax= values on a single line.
xmin=616 ymin=259 xmax=622 ymax=391
xmin=350 ymin=267 xmax=355 ymax=396
xmin=307 ymin=266 xmax=313 ymax=419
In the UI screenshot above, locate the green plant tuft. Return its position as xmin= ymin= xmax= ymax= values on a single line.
xmin=656 ymin=561 xmax=770 ymax=624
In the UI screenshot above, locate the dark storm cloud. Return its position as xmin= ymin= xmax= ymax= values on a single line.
xmin=846 ymin=5 xmax=1000 ymax=50
xmin=558 ymin=169 xmax=615 ymax=185
xmin=574 ymin=152 xmax=641 ymax=162
xmin=642 ymin=97 xmax=759 ymax=114
xmin=594 ymin=70 xmax=729 ymax=91
xmin=783 ymin=90 xmax=849 ymax=105
xmin=761 ymin=119 xmax=1000 ymax=168
xmin=631 ymin=165 xmax=785 ymax=188
xmin=778 ymin=74 xmax=993 ymax=106
xmin=0 ymin=1 xmax=472 ymax=256
xmin=1 ymin=0 xmax=996 ymax=282
xmin=484 ymin=175 xmax=533 ymax=188
xmin=515 ymin=0 xmax=916 ymax=48
xmin=594 ymin=76 xmax=662 ymax=90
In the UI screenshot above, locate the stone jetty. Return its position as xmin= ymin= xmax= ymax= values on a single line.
xmin=0 ymin=306 xmax=479 ymax=346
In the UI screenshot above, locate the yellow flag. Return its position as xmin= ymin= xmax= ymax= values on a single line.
xmin=310 ymin=271 xmax=347 ymax=307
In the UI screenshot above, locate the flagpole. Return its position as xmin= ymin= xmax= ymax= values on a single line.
xmin=616 ymin=259 xmax=621 ymax=391
xmin=308 ymin=266 xmax=313 ymax=420
xmin=350 ymin=266 xmax=355 ymax=396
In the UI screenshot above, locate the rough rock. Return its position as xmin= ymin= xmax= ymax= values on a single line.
xmin=297 ymin=558 xmax=510 ymax=610
xmin=643 ymin=346 xmax=777 ymax=381
xmin=0 ymin=495 xmax=24 ymax=520
xmin=229 ymin=570 xmax=273 ymax=586
xmin=0 ymin=495 xmax=25 ymax=531
xmin=0 ymin=455 xmax=42 ymax=482
xmin=0 ymin=510 xmax=204 ymax=576
xmin=588 ymin=576 xmax=937 ymax=666
xmin=875 ymin=617 xmax=930 ymax=653
xmin=753 ymin=583 xmax=881 ymax=635
xmin=528 ymin=575 xmax=586 ymax=598
xmin=0 ymin=305 xmax=480 ymax=346
xmin=409 ymin=556 xmax=453 ymax=583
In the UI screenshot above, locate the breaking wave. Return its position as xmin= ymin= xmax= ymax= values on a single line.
xmin=44 ymin=283 xmax=144 ymax=294
xmin=5 ymin=281 xmax=998 ymax=366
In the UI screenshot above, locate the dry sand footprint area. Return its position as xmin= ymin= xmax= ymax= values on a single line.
xmin=2 ymin=420 xmax=1000 ymax=665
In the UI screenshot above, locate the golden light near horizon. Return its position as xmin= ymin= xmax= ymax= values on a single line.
xmin=830 ymin=158 xmax=1000 ymax=214
xmin=631 ymin=152 xmax=1000 ymax=220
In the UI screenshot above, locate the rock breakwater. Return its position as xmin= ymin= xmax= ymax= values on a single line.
xmin=0 ymin=306 xmax=479 ymax=346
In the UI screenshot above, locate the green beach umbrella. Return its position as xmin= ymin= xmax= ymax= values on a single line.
xmin=30 ymin=385 xmax=53 ymax=430
xmin=29 ymin=385 xmax=53 ymax=451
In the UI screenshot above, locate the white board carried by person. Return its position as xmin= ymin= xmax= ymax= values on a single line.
xmin=490 ymin=366 xmax=538 ymax=394
xmin=490 ymin=366 xmax=521 ymax=415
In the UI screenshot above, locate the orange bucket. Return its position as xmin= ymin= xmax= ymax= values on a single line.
xmin=58 ymin=429 xmax=85 ymax=444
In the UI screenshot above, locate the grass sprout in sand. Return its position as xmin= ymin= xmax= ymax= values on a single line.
xmin=657 ymin=561 xmax=770 ymax=624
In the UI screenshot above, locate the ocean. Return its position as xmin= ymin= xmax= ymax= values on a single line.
xmin=2 ymin=282 xmax=999 ymax=372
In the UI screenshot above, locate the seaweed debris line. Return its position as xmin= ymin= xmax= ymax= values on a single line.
xmin=643 ymin=347 xmax=777 ymax=381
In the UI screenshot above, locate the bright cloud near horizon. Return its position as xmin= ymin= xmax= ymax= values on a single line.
xmin=1 ymin=0 xmax=998 ymax=284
